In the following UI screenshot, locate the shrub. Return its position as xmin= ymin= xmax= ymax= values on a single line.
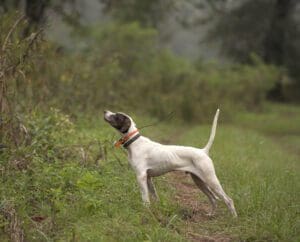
xmin=1 ymin=15 xmax=281 ymax=123
xmin=53 ymin=22 xmax=280 ymax=121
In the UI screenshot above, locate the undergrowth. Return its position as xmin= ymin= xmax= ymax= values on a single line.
xmin=0 ymin=109 xmax=185 ymax=241
xmin=1 ymin=104 xmax=299 ymax=241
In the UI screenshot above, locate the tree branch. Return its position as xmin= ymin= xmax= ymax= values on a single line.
xmin=2 ymin=15 xmax=26 ymax=52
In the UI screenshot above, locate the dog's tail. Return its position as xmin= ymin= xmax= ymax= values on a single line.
xmin=203 ymin=109 xmax=220 ymax=154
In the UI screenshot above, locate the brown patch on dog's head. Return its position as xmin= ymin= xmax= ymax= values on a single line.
xmin=104 ymin=111 xmax=131 ymax=133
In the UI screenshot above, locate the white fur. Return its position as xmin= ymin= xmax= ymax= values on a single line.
xmin=104 ymin=110 xmax=237 ymax=217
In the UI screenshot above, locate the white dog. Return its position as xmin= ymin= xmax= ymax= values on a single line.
xmin=104 ymin=110 xmax=237 ymax=217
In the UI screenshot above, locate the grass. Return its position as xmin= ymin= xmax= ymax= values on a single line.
xmin=1 ymin=103 xmax=299 ymax=241
xmin=236 ymin=103 xmax=300 ymax=136
xmin=73 ymin=104 xmax=300 ymax=241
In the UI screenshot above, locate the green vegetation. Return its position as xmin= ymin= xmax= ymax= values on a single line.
xmin=1 ymin=13 xmax=299 ymax=242
xmin=0 ymin=15 xmax=281 ymax=121
xmin=0 ymin=109 xmax=181 ymax=241
xmin=1 ymin=104 xmax=299 ymax=241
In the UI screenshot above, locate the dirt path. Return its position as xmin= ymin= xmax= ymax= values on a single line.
xmin=166 ymin=172 xmax=232 ymax=242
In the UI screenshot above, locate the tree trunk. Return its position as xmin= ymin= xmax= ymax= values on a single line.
xmin=24 ymin=0 xmax=48 ymax=35
xmin=264 ymin=0 xmax=293 ymax=65
xmin=264 ymin=0 xmax=294 ymax=101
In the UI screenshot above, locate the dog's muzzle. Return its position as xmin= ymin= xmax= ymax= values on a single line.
xmin=104 ymin=110 xmax=113 ymax=122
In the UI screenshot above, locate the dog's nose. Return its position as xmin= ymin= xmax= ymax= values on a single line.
xmin=104 ymin=110 xmax=108 ymax=114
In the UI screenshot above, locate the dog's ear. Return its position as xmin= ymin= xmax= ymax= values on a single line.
xmin=119 ymin=116 xmax=131 ymax=133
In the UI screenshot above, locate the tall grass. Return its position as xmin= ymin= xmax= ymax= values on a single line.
xmin=0 ymin=110 xmax=185 ymax=241
xmin=1 ymin=103 xmax=299 ymax=241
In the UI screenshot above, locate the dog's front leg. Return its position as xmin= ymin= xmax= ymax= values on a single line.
xmin=147 ymin=176 xmax=159 ymax=201
xmin=137 ymin=172 xmax=150 ymax=206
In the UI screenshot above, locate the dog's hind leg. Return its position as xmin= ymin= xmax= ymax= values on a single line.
xmin=203 ymin=174 xmax=237 ymax=217
xmin=190 ymin=173 xmax=217 ymax=216
xmin=147 ymin=177 xmax=159 ymax=201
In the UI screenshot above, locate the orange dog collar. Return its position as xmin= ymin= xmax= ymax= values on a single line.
xmin=114 ymin=129 xmax=140 ymax=148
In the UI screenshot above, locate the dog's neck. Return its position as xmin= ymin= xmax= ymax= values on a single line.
xmin=123 ymin=131 xmax=141 ymax=148
xmin=114 ymin=124 xmax=140 ymax=148
xmin=126 ymin=123 xmax=137 ymax=134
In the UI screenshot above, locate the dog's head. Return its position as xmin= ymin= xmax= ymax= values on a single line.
xmin=104 ymin=110 xmax=136 ymax=134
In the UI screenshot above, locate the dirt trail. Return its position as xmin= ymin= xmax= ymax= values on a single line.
xmin=165 ymin=171 xmax=232 ymax=242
